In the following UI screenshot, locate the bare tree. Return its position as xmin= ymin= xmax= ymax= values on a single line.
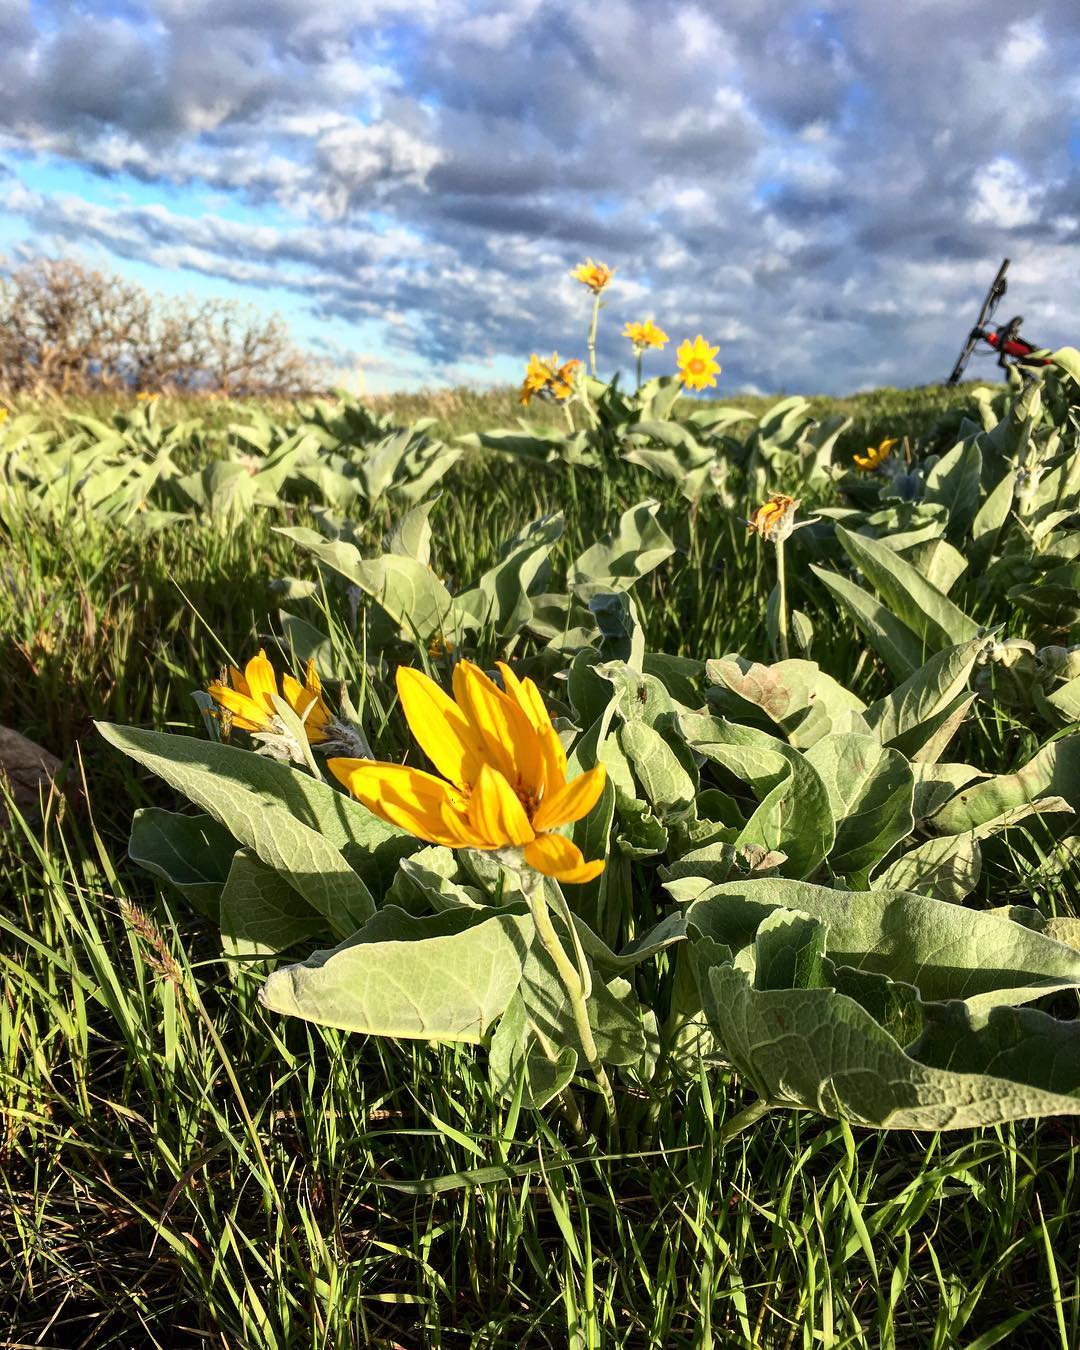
xmin=0 ymin=255 xmax=319 ymax=398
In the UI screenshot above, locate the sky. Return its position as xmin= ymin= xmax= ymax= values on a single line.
xmin=0 ymin=0 xmax=1078 ymax=394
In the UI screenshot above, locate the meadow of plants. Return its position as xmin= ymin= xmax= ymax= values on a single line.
xmin=3 ymin=266 xmax=1080 ymax=1349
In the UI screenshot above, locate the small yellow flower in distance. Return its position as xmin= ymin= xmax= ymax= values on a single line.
xmin=135 ymin=391 xmax=159 ymax=403
xmin=549 ymin=356 xmax=582 ymax=400
xmin=208 ymin=650 xmax=332 ymax=744
xmin=329 ymin=661 xmax=607 ymax=884
xmin=519 ymin=353 xmax=582 ymax=405
xmin=571 ymin=258 xmax=614 ymax=293
xmin=747 ymin=493 xmax=801 ymax=544
xmin=427 ymin=633 xmax=456 ymax=660
xmin=853 ymin=437 xmax=898 ymax=471
xmin=623 ymin=319 xmax=669 ymax=351
xmin=0 ymin=408 xmax=8 ymax=427
xmin=676 ymin=335 xmax=721 ymax=390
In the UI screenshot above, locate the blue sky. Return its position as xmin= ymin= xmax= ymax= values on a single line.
xmin=1 ymin=0 xmax=1078 ymax=393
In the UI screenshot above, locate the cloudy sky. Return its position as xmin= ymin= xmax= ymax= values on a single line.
xmin=1 ymin=0 xmax=1078 ymax=393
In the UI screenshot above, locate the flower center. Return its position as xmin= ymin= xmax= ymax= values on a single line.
xmin=687 ymin=357 xmax=706 ymax=375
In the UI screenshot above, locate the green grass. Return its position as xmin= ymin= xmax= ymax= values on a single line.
xmin=2 ymin=383 xmax=1078 ymax=1348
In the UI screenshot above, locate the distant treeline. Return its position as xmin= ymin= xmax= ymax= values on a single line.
xmin=0 ymin=255 xmax=320 ymax=398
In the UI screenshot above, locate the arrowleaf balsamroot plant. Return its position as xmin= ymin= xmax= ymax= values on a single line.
xmin=4 ymin=253 xmax=1080 ymax=1347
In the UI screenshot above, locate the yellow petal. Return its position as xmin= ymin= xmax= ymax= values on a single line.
xmin=281 ymin=674 xmax=330 ymax=742
xmin=396 ymin=665 xmax=486 ymax=790
xmin=328 ymin=759 xmax=470 ymax=846
xmin=304 ymin=659 xmax=323 ymax=697
xmin=208 ymin=683 xmax=274 ymax=732
xmin=243 ymin=649 xmax=278 ymax=715
xmin=524 ymin=832 xmax=605 ymax=884
xmin=437 ymin=798 xmax=489 ymax=849
xmin=533 ymin=765 xmax=607 ymax=834
xmin=228 ymin=665 xmax=251 ymax=696
xmin=496 ymin=663 xmax=566 ymax=791
xmin=496 ymin=663 xmax=555 ymax=735
xmin=452 ymin=662 xmax=544 ymax=797
xmin=467 ymin=764 xmax=535 ymax=847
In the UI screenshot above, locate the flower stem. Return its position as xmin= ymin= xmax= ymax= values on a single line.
xmin=562 ymin=401 xmax=575 ymax=436
xmin=587 ymin=293 xmax=601 ymax=377
xmin=775 ymin=535 xmax=790 ymax=661
xmin=635 ymin=350 xmax=642 ymax=395
xmin=528 ymin=880 xmax=617 ymax=1129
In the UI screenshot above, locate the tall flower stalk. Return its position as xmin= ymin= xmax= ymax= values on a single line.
xmin=623 ymin=319 xmax=669 ymax=394
xmin=747 ymin=494 xmax=801 ymax=661
xmin=571 ymin=259 xmax=614 ymax=377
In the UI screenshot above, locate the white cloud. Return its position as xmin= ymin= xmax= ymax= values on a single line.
xmin=0 ymin=0 xmax=1078 ymax=392
xmin=967 ymin=158 xmax=1041 ymax=229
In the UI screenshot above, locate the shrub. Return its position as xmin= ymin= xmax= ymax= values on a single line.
xmin=0 ymin=254 xmax=318 ymax=398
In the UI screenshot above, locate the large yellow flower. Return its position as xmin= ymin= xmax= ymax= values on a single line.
xmin=623 ymin=319 xmax=669 ymax=351
xmin=208 ymin=650 xmax=331 ymax=744
xmin=676 ymin=335 xmax=721 ymax=390
xmin=853 ymin=437 xmax=898 ymax=471
xmin=570 ymin=258 xmax=614 ymax=293
xmin=329 ymin=661 xmax=607 ymax=884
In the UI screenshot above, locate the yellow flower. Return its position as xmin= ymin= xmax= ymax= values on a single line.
xmin=329 ymin=661 xmax=607 ymax=884
xmin=747 ymin=493 xmax=800 ymax=543
xmin=135 ymin=391 xmax=159 ymax=403
xmin=427 ymin=633 xmax=456 ymax=660
xmin=853 ymin=437 xmax=898 ymax=471
xmin=0 ymin=408 xmax=8 ymax=427
xmin=623 ymin=319 xmax=669 ymax=351
xmin=570 ymin=258 xmax=614 ymax=293
xmin=208 ymin=650 xmax=331 ymax=744
xmin=676 ymin=335 xmax=721 ymax=391
xmin=519 ymin=353 xmax=582 ymax=405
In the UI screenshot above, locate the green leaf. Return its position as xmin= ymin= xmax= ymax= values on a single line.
xmin=753 ymin=908 xmax=828 ymax=990
xmin=969 ymin=472 xmax=1014 ymax=572
xmin=456 ymin=513 xmax=563 ymax=637
xmin=889 ymin=693 xmax=976 ymax=766
xmin=487 ymin=989 xmax=577 ymax=1108
xmin=260 ymin=905 xmax=534 ymax=1041
xmin=98 ymin=723 xmax=382 ymax=936
xmin=862 ymin=641 xmax=982 ymax=745
xmin=384 ymin=498 xmax=438 ymax=564
xmin=835 ymin=525 xmax=981 ymax=650
xmin=923 ymin=437 xmax=982 ymax=538
xmin=705 ymin=655 xmax=867 ymax=748
xmin=872 ymin=834 xmax=981 ymax=903
xmin=677 ymin=712 xmax=835 ymax=878
xmin=516 ymin=939 xmax=646 ymax=1069
xmin=391 ymin=847 xmax=486 ymax=913
xmin=911 ymin=761 xmax=985 ymax=821
xmin=810 ymin=565 xmax=925 ymax=680
xmin=569 ymin=499 xmax=674 ymax=590
xmin=930 ymin=736 xmax=1080 ymax=834
xmin=805 ymin=734 xmax=915 ymax=877
xmin=276 ymin=526 xmax=460 ymax=642
xmin=618 ymin=720 xmax=697 ymax=813
xmin=911 ymin=1001 xmax=1080 ymax=1096
xmin=571 ymin=910 xmax=689 ymax=971
xmin=689 ymin=878 xmax=1080 ymax=1013
xmin=128 ymin=808 xmax=235 ymax=919
xmin=220 ymin=850 xmax=328 ymax=957
xmin=698 ymin=962 xmax=1080 ymax=1129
